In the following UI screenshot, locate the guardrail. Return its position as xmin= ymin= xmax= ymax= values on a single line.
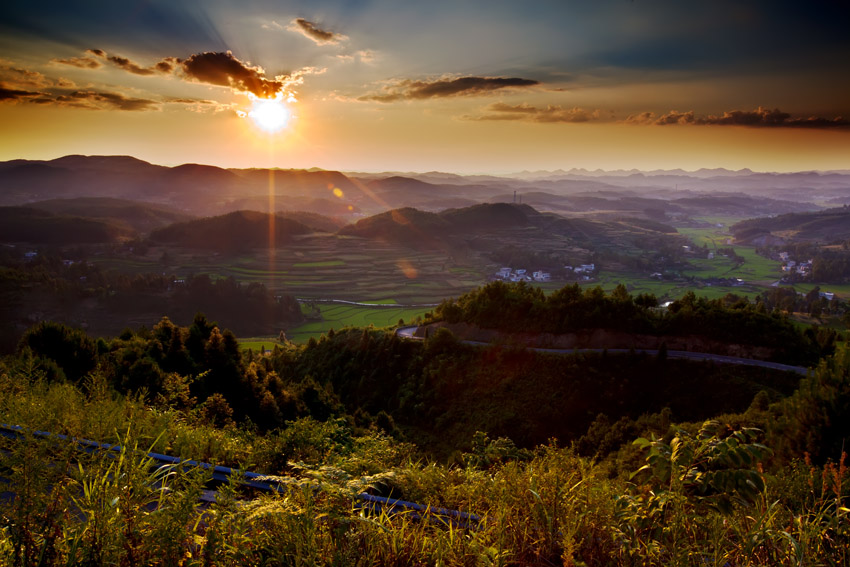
xmin=0 ymin=424 xmax=481 ymax=529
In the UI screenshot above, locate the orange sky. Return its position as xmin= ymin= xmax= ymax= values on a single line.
xmin=1 ymin=1 xmax=848 ymax=173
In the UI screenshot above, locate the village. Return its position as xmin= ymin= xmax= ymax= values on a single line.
xmin=493 ymin=263 xmax=596 ymax=283
xmin=778 ymin=251 xmax=814 ymax=279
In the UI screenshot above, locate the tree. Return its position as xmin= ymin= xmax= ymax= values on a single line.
xmin=18 ymin=322 xmax=98 ymax=383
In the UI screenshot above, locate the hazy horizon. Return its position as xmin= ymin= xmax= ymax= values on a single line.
xmin=4 ymin=152 xmax=850 ymax=178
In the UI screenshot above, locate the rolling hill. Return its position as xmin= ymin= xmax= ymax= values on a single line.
xmin=0 ymin=206 xmax=134 ymax=244
xmin=28 ymin=197 xmax=193 ymax=234
xmin=731 ymin=207 xmax=850 ymax=244
xmin=338 ymin=202 xmax=535 ymax=246
xmin=149 ymin=210 xmax=312 ymax=252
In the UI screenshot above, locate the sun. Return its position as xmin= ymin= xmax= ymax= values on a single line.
xmin=248 ymin=95 xmax=290 ymax=133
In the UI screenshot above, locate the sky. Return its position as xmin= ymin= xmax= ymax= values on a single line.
xmin=1 ymin=0 xmax=849 ymax=173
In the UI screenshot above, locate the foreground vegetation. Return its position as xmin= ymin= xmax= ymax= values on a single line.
xmin=2 ymin=283 xmax=850 ymax=565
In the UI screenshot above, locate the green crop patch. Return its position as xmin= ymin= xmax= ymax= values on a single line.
xmin=292 ymin=260 xmax=347 ymax=268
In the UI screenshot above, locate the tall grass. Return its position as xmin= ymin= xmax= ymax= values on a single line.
xmin=2 ymin=364 xmax=849 ymax=565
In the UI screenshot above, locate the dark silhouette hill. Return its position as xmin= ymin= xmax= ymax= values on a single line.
xmin=439 ymin=202 xmax=533 ymax=230
xmin=0 ymin=206 xmax=134 ymax=243
xmin=149 ymin=210 xmax=312 ymax=252
xmin=28 ymin=198 xmax=193 ymax=234
xmin=230 ymin=168 xmax=363 ymax=199
xmin=338 ymin=202 xmax=534 ymax=246
xmin=338 ymin=207 xmax=451 ymax=248
xmin=277 ymin=211 xmax=348 ymax=232
xmin=364 ymin=175 xmax=501 ymax=209
xmin=0 ymin=156 xmax=368 ymax=216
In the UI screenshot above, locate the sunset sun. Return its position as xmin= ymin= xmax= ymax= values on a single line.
xmin=248 ymin=96 xmax=290 ymax=133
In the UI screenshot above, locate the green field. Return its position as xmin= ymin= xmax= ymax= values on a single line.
xmin=240 ymin=302 xmax=434 ymax=347
xmin=677 ymin=221 xmax=783 ymax=284
xmin=292 ymin=260 xmax=346 ymax=268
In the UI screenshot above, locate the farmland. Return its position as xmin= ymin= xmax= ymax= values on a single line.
xmin=86 ymin=215 xmax=846 ymax=348
xmin=92 ymin=234 xmax=488 ymax=305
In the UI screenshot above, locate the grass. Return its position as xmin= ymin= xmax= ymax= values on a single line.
xmin=238 ymin=338 xmax=280 ymax=352
xmin=3 ymin=364 xmax=849 ymax=566
xmin=240 ymin=302 xmax=434 ymax=346
xmin=292 ymin=260 xmax=346 ymax=268
xmin=790 ymin=282 xmax=850 ymax=300
xmin=285 ymin=304 xmax=431 ymax=343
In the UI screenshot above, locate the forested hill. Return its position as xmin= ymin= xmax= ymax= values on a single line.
xmin=149 ymin=210 xmax=312 ymax=252
xmin=337 ymin=203 xmax=535 ymax=248
xmin=732 ymin=206 xmax=850 ymax=244
xmin=432 ymin=281 xmax=835 ymax=365
xmin=0 ymin=206 xmax=134 ymax=244
xmin=27 ymin=197 xmax=194 ymax=234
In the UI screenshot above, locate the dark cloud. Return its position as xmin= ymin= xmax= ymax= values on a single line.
xmin=52 ymin=55 xmax=102 ymax=69
xmin=360 ymin=76 xmax=539 ymax=102
xmin=627 ymin=107 xmax=850 ymax=129
xmin=54 ymin=49 xmax=177 ymax=75
xmin=0 ymin=66 xmax=157 ymax=110
xmin=155 ymin=57 xmax=180 ymax=73
xmin=164 ymin=97 xmax=213 ymax=104
xmin=0 ymin=85 xmax=42 ymax=101
xmin=288 ymin=18 xmax=346 ymax=45
xmin=181 ymin=51 xmax=285 ymax=98
xmin=469 ymin=102 xmax=600 ymax=123
xmin=54 ymin=90 xmax=158 ymax=111
xmin=108 ymin=55 xmax=156 ymax=76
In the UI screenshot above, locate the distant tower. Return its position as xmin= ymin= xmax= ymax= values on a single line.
xmin=513 ymin=190 xmax=516 ymax=203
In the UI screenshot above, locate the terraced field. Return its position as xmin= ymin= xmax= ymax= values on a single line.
xmin=93 ymin=234 xmax=490 ymax=305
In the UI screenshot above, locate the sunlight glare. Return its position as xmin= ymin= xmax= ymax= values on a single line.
xmin=249 ymin=95 xmax=290 ymax=133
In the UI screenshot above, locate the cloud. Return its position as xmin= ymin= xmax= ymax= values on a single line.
xmin=1 ymin=88 xmax=157 ymax=111
xmin=181 ymin=51 xmax=286 ymax=98
xmin=336 ymin=50 xmax=378 ymax=64
xmin=52 ymin=55 xmax=103 ymax=69
xmin=287 ymin=18 xmax=347 ymax=45
xmin=360 ymin=76 xmax=539 ymax=102
xmin=108 ymin=55 xmax=156 ymax=76
xmin=155 ymin=57 xmax=180 ymax=73
xmin=0 ymin=85 xmax=42 ymax=101
xmin=54 ymin=49 xmax=178 ymax=76
xmin=53 ymin=90 xmax=158 ymax=111
xmin=164 ymin=96 xmax=229 ymax=113
xmin=468 ymin=102 xmax=601 ymax=123
xmin=1 ymin=61 xmax=157 ymax=110
xmin=626 ymin=107 xmax=850 ymax=129
xmin=0 ymin=64 xmax=52 ymax=89
xmin=261 ymin=20 xmax=286 ymax=31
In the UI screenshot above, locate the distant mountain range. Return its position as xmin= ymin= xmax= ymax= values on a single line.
xmin=1 ymin=155 xmax=847 ymax=230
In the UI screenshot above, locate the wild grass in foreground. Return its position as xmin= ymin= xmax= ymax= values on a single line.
xmin=2 ymin=363 xmax=849 ymax=565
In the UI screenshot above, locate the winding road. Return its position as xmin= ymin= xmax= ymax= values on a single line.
xmin=396 ymin=326 xmax=810 ymax=376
